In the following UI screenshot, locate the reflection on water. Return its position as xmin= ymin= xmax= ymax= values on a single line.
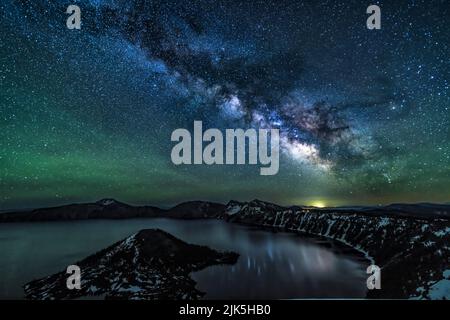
xmin=0 ymin=219 xmax=367 ymax=299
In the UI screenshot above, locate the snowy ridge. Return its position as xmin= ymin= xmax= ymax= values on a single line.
xmin=224 ymin=200 xmax=450 ymax=299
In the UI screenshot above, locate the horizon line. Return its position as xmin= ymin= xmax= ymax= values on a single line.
xmin=2 ymin=197 xmax=450 ymax=213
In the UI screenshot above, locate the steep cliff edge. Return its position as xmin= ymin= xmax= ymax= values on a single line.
xmin=224 ymin=200 xmax=450 ymax=299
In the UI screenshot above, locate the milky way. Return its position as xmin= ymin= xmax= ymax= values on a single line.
xmin=1 ymin=0 xmax=449 ymax=208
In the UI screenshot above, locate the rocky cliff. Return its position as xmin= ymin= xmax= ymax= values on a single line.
xmin=223 ymin=200 xmax=450 ymax=299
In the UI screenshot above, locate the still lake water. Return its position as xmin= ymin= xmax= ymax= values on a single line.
xmin=0 ymin=219 xmax=367 ymax=299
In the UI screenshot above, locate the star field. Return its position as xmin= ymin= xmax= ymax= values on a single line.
xmin=1 ymin=0 xmax=449 ymax=209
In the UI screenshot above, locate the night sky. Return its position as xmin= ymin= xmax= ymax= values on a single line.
xmin=1 ymin=0 xmax=449 ymax=209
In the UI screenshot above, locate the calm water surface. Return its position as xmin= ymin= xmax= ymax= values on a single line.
xmin=0 ymin=219 xmax=367 ymax=299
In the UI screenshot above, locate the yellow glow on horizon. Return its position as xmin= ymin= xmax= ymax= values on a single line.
xmin=310 ymin=201 xmax=326 ymax=208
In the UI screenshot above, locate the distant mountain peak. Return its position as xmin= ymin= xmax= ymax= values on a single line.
xmin=96 ymin=198 xmax=121 ymax=206
xmin=248 ymin=199 xmax=282 ymax=208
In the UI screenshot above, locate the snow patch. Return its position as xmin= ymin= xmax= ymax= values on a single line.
xmin=226 ymin=204 xmax=242 ymax=215
xmin=434 ymin=227 xmax=450 ymax=237
xmin=97 ymin=199 xmax=117 ymax=206
xmin=428 ymin=279 xmax=450 ymax=299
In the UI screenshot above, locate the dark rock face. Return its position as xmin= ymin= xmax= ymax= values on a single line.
xmin=24 ymin=229 xmax=239 ymax=300
xmin=223 ymin=200 xmax=450 ymax=299
xmin=165 ymin=201 xmax=226 ymax=219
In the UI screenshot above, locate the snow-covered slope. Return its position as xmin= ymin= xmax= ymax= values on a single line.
xmin=24 ymin=229 xmax=239 ymax=300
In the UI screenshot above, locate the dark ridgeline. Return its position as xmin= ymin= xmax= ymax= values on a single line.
xmin=0 ymin=199 xmax=226 ymax=222
xmin=0 ymin=199 xmax=165 ymax=222
xmin=1 ymin=198 xmax=450 ymax=223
